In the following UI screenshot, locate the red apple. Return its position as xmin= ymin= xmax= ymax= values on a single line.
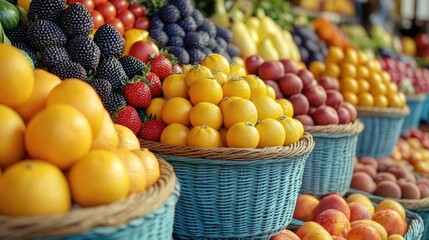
xmin=289 ymin=93 xmax=310 ymax=115
xmin=311 ymin=105 xmax=339 ymax=125
xmin=341 ymin=102 xmax=357 ymax=121
xmin=308 ymin=106 xmax=317 ymax=115
xmin=279 ymin=59 xmax=298 ymax=74
xmin=297 ymin=69 xmax=315 ymax=89
xmin=278 ymin=73 xmax=303 ymax=96
xmin=318 ymin=76 xmax=339 ymax=90
xmin=326 ymin=89 xmax=344 ymax=110
xmin=129 ymin=40 xmax=159 ymax=63
xmin=303 ymin=85 xmax=327 ymax=107
xmin=415 ymin=33 xmax=429 ymax=50
xmin=294 ymin=114 xmax=314 ymax=126
xmin=258 ymin=60 xmax=285 ymax=81
xmin=337 ymin=106 xmax=351 ymax=124
xmin=264 ymin=80 xmax=284 ymax=99
xmin=245 ymin=55 xmax=264 ymax=74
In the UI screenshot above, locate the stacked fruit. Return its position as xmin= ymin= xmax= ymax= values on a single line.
xmin=312 ymin=17 xmax=354 ymax=50
xmin=272 ymin=193 xmax=408 ymax=239
xmin=0 ymin=44 xmax=160 ymax=216
xmin=351 ymin=156 xmax=429 ymax=200
xmin=138 ymin=53 xmax=304 ymax=149
xmin=245 ymin=54 xmax=357 ymax=126
xmin=310 ymin=47 xmax=407 ymax=109
xmin=291 ymin=25 xmax=327 ymax=66
xmin=148 ymin=0 xmax=239 ymax=64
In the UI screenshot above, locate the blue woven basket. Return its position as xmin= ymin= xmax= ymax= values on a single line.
xmin=0 ymin=158 xmax=179 ymax=240
xmin=140 ymin=133 xmax=315 ymax=239
xmin=356 ymin=106 xmax=410 ymax=158
xmin=401 ymin=95 xmax=426 ymax=134
xmin=300 ymin=121 xmax=364 ymax=197
xmin=420 ymin=94 xmax=429 ymax=123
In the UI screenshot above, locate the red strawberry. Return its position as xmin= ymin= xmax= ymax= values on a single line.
xmin=149 ymin=55 xmax=172 ymax=80
xmin=139 ymin=119 xmax=167 ymax=142
xmin=123 ymin=81 xmax=151 ymax=108
xmin=146 ymin=72 xmax=162 ymax=98
xmin=116 ymin=106 xmax=142 ymax=134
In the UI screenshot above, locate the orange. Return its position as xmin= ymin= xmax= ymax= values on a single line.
xmin=0 ymin=44 xmax=34 ymax=107
xmin=229 ymin=64 xmax=247 ymax=77
xmin=222 ymin=98 xmax=258 ymax=128
xmin=343 ymin=92 xmax=358 ymax=105
xmin=323 ymin=62 xmax=341 ymax=78
xmin=218 ymin=127 xmax=228 ymax=147
xmin=185 ymin=64 xmax=213 ymax=87
xmin=266 ymin=85 xmax=276 ymax=99
xmin=17 ymin=0 xmax=31 ymax=11
xmin=340 ymin=63 xmax=357 ymax=78
xmin=343 ymin=48 xmax=358 ymax=65
xmin=358 ymin=92 xmax=374 ymax=107
xmin=92 ymin=110 xmax=119 ymax=150
xmin=201 ymin=53 xmax=230 ymax=75
xmin=387 ymin=93 xmax=403 ymax=108
xmin=369 ymin=82 xmax=387 ymax=96
xmin=252 ymin=95 xmax=282 ymax=120
xmin=374 ymin=94 xmax=389 ymax=108
xmin=189 ymin=102 xmax=222 ymax=129
xmin=326 ymin=46 xmax=344 ymax=64
xmin=340 ymin=77 xmax=359 ymax=94
xmin=368 ymin=73 xmax=383 ymax=86
xmin=278 ymin=116 xmax=304 ymax=146
xmin=276 ymin=99 xmax=294 ymax=117
xmin=0 ymin=105 xmax=25 ymax=168
xmin=14 ymin=69 xmax=61 ymax=122
xmin=110 ymin=148 xmax=147 ymax=193
xmin=357 ymin=51 xmax=369 ymax=65
xmin=218 ymin=96 xmax=241 ymax=111
xmin=397 ymin=92 xmax=406 ymax=107
xmin=357 ymin=79 xmax=370 ymax=93
xmin=222 ymin=77 xmax=251 ymax=99
xmin=146 ymin=98 xmax=165 ymax=120
xmin=356 ymin=66 xmax=370 ymax=79
xmin=25 ymin=104 xmax=92 ymax=169
xmin=255 ymin=119 xmax=285 ymax=148
xmin=47 ymin=79 xmax=104 ymax=138
xmin=114 ymin=124 xmax=140 ymax=150
xmin=68 ymin=149 xmax=130 ymax=207
xmin=309 ymin=61 xmax=326 ymax=79
xmin=387 ymin=82 xmax=398 ymax=94
xmin=380 ymin=71 xmax=392 ymax=83
xmin=160 ymin=123 xmax=190 ymax=146
xmin=161 ymin=97 xmax=193 ymax=126
xmin=212 ymin=71 xmax=228 ymax=86
xmin=242 ymin=74 xmax=267 ymax=98
xmin=182 ymin=64 xmax=193 ymax=74
xmin=132 ymin=148 xmax=160 ymax=187
xmin=189 ymin=78 xmax=223 ymax=105
xmin=187 ymin=125 xmax=220 ymax=148
xmin=162 ymin=74 xmax=188 ymax=99
xmin=0 ymin=160 xmax=71 ymax=216
xmin=226 ymin=122 xmax=259 ymax=148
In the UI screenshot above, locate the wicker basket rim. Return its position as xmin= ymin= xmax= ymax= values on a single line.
xmin=406 ymin=94 xmax=426 ymax=101
xmin=139 ymin=132 xmax=315 ymax=160
xmin=357 ymin=105 xmax=410 ymax=117
xmin=304 ymin=119 xmax=364 ymax=135
xmin=0 ymin=157 xmax=176 ymax=238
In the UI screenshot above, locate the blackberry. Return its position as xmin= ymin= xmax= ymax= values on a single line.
xmin=136 ymin=107 xmax=147 ymax=121
xmin=118 ymin=55 xmax=145 ymax=79
xmin=12 ymin=42 xmax=40 ymax=67
xmin=177 ymin=17 xmax=196 ymax=32
xmin=167 ymin=36 xmax=184 ymax=47
xmin=187 ymin=48 xmax=204 ymax=64
xmin=170 ymin=0 xmax=194 ymax=17
xmin=215 ymin=37 xmax=228 ymax=50
xmin=66 ymin=36 xmax=100 ymax=70
xmin=169 ymin=47 xmax=190 ymax=65
xmin=216 ymin=26 xmax=232 ymax=42
xmin=5 ymin=24 xmax=27 ymax=43
xmin=96 ymin=56 xmax=128 ymax=90
xmin=160 ymin=4 xmax=181 ymax=23
xmin=227 ymin=44 xmax=240 ymax=57
xmin=59 ymin=3 xmax=94 ymax=37
xmin=51 ymin=61 xmax=87 ymax=80
xmin=93 ymin=24 xmax=125 ymax=58
xmin=150 ymin=15 xmax=164 ymax=30
xmin=191 ymin=10 xmax=204 ymax=27
xmin=164 ymin=23 xmax=185 ymax=38
xmin=88 ymin=78 xmax=112 ymax=99
xmin=184 ymin=32 xmax=205 ymax=48
xmin=207 ymin=37 xmax=217 ymax=50
xmin=26 ymin=20 xmax=67 ymax=51
xmin=200 ymin=47 xmax=213 ymax=55
xmin=102 ymin=91 xmax=126 ymax=115
xmin=41 ymin=46 xmax=70 ymax=68
xmin=198 ymin=31 xmax=210 ymax=46
xmin=149 ymin=29 xmax=169 ymax=46
xmin=197 ymin=19 xmax=216 ymax=36
xmin=27 ymin=0 xmax=66 ymax=22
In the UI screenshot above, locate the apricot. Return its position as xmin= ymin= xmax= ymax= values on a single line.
xmin=351 ymin=220 xmax=388 ymax=240
xmin=375 ymin=199 xmax=406 ymax=220
xmin=374 ymin=181 xmax=401 ymax=199
xmin=347 ymin=224 xmax=381 ymax=240
xmin=372 ymin=209 xmax=405 ymax=236
xmin=348 ymin=202 xmax=372 ymax=222
xmin=293 ymin=194 xmax=319 ymax=221
xmin=346 ymin=193 xmax=375 ymax=216
xmin=315 ymin=209 xmax=351 ymax=237
xmin=351 ymin=172 xmax=377 ymax=193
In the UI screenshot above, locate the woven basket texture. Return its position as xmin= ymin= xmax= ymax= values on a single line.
xmin=300 ymin=120 xmax=364 ymax=197
xmin=401 ymin=95 xmax=426 ymax=134
xmin=355 ymin=106 xmax=410 ymax=158
xmin=140 ymin=133 xmax=315 ymax=239
xmin=420 ymin=94 xmax=429 ymax=122
xmin=0 ymin=158 xmax=178 ymax=240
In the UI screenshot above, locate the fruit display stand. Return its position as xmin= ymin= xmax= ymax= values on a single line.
xmin=140 ymin=133 xmax=315 ymax=239
xmin=420 ymin=94 xmax=429 ymax=124
xmin=401 ymin=94 xmax=426 ymax=135
xmin=0 ymin=158 xmax=178 ymax=240
xmin=299 ymin=120 xmax=364 ymax=197
xmin=355 ymin=106 xmax=410 ymax=158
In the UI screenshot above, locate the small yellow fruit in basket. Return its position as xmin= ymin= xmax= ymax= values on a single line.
xmin=222 ymin=98 xmax=258 ymax=129
xmin=162 ymin=97 xmax=192 ymax=126
xmin=278 ymin=116 xmax=303 ymax=146
xmin=0 ymin=105 xmax=25 ymax=168
xmin=185 ymin=64 xmax=213 ymax=87
xmin=160 ymin=123 xmax=189 ymax=146
xmin=162 ymin=74 xmax=188 ymax=99
xmin=189 ymin=102 xmax=222 ymax=130
xmin=201 ymin=53 xmax=230 ymax=75
xmin=132 ymin=149 xmax=160 ymax=187
xmin=226 ymin=122 xmax=259 ymax=148
xmin=110 ymin=148 xmax=147 ymax=193
xmin=115 ymin=124 xmax=140 ymax=150
xmin=256 ymin=118 xmax=285 ymax=148
xmin=187 ymin=125 xmax=221 ymax=148
xmin=92 ymin=110 xmax=118 ymax=150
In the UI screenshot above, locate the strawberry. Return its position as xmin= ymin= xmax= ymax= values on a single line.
xmin=116 ymin=106 xmax=142 ymax=134
xmin=149 ymin=55 xmax=172 ymax=80
xmin=146 ymin=72 xmax=162 ymax=98
xmin=123 ymin=80 xmax=151 ymax=108
xmin=139 ymin=119 xmax=167 ymax=142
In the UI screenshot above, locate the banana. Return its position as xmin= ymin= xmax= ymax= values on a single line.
xmin=283 ymin=30 xmax=301 ymax=62
xmin=257 ymin=38 xmax=279 ymax=61
xmin=245 ymin=16 xmax=260 ymax=30
xmin=231 ymin=21 xmax=257 ymax=58
xmin=269 ymin=26 xmax=291 ymax=59
xmin=210 ymin=0 xmax=230 ymax=28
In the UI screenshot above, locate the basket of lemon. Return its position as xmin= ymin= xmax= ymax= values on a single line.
xmin=401 ymin=94 xmax=426 ymax=134
xmin=299 ymin=120 xmax=365 ymax=197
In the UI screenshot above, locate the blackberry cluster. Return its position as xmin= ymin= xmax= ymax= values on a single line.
xmin=292 ymin=26 xmax=327 ymax=66
xmin=149 ymin=0 xmax=239 ymax=64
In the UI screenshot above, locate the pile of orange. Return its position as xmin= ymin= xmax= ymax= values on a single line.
xmin=0 ymin=44 xmax=160 ymax=216
xmin=312 ymin=17 xmax=354 ymax=50
xmin=309 ymin=47 xmax=406 ymax=108
xmin=146 ymin=53 xmax=304 ymax=149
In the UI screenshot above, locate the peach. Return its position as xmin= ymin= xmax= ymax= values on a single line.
xmin=398 ymin=180 xmax=421 ymax=199
xmin=348 ymin=202 xmax=372 ymax=221
xmin=387 ymin=234 xmax=405 ymax=240
xmin=372 ymin=209 xmax=406 ymax=236
xmin=346 ymin=193 xmax=375 ymax=216
xmin=302 ymin=230 xmax=333 ymax=240
xmin=293 ymin=194 xmax=320 ymax=221
xmin=375 ymin=199 xmax=406 ymax=220
xmin=374 ymin=181 xmax=401 ymax=199
xmin=296 ymin=221 xmax=328 ymax=239
xmin=347 ymin=224 xmax=381 ymax=240
xmin=315 ymin=193 xmax=351 ymax=219
xmin=417 ymin=182 xmax=429 ymax=198
xmin=351 ymin=220 xmax=388 ymax=240
xmin=374 ymin=172 xmax=397 ymax=184
xmin=355 ymin=165 xmax=377 ymax=178
xmin=272 ymin=229 xmax=300 ymax=240
xmin=315 ymin=209 xmax=351 ymax=237
xmin=359 ymin=156 xmax=378 ymax=169
xmin=351 ymin=172 xmax=377 ymax=193
xmin=332 ymin=236 xmax=347 ymax=240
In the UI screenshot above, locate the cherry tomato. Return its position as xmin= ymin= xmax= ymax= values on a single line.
xmin=68 ymin=0 xmax=95 ymax=12
xmin=110 ymin=0 xmax=128 ymax=12
xmin=134 ymin=16 xmax=150 ymax=30
xmin=106 ymin=17 xmax=125 ymax=36
xmin=96 ymin=2 xmax=116 ymax=21
xmin=129 ymin=4 xmax=146 ymax=18
xmin=129 ymin=40 xmax=159 ymax=63
xmin=93 ymin=0 xmax=107 ymax=6
xmin=117 ymin=9 xmax=135 ymax=30
xmin=90 ymin=10 xmax=104 ymax=29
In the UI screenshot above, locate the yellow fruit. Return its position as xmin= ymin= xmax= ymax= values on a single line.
xmin=0 ymin=160 xmax=71 ymax=216
xmin=47 ymin=79 xmax=104 ymax=138
xmin=357 ymin=79 xmax=370 ymax=93
xmin=160 ymin=123 xmax=190 ymax=146
xmin=387 ymin=82 xmax=398 ymax=94
xmin=110 ymin=148 xmax=147 ymax=193
xmin=369 ymin=82 xmax=387 ymax=96
xmin=380 ymin=71 xmax=392 ymax=83
xmin=222 ymin=98 xmax=258 ymax=128
xmin=242 ymin=74 xmax=267 ymax=98
xmin=256 ymin=119 xmax=285 ymax=148
xmin=340 ymin=63 xmax=357 ymax=78
xmin=68 ymin=150 xmax=130 ymax=207
xmin=397 ymin=92 xmax=406 ymax=107
xmin=218 ymin=96 xmax=241 ymax=111
xmin=376 ymin=199 xmax=406 ymax=220
xmin=201 ymin=53 xmax=230 ymax=75
xmin=222 ymin=77 xmax=251 ymax=99
xmin=14 ymin=69 xmax=61 ymax=122
xmin=266 ymin=85 xmax=276 ymax=99
xmin=114 ymin=124 xmax=140 ymax=150
xmin=323 ymin=62 xmax=341 ymax=78
xmin=252 ymin=95 xmax=282 ymax=120
xmin=187 ymin=125 xmax=220 ymax=148
xmin=368 ymin=73 xmax=383 ymax=86
xmin=0 ymin=44 xmax=34 ymax=107
xmin=278 ymin=116 xmax=303 ymax=146
xmin=190 ymin=102 xmax=223 ymax=129
xmin=343 ymin=92 xmax=358 ymax=105
xmin=218 ymin=127 xmax=228 ymax=147
xmin=356 ymin=66 xmax=370 ymax=79
xmin=343 ymin=48 xmax=358 ymax=65
xmin=357 ymin=51 xmax=369 ymax=65
xmin=326 ymin=46 xmax=344 ymax=64
xmin=146 ymin=98 xmax=165 ymax=120
xmin=132 ymin=149 xmax=160 ymax=187
xmin=340 ymin=77 xmax=359 ymax=94
xmin=0 ymin=105 xmax=25 ymax=168
xmin=185 ymin=64 xmax=213 ymax=87
xmin=162 ymin=74 xmax=188 ymax=99
xmin=161 ymin=97 xmax=192 ymax=125
xmin=17 ymin=0 xmax=31 ymax=11
xmin=189 ymin=78 xmax=223 ymax=105
xmin=387 ymin=93 xmax=403 ymax=108
xmin=92 ymin=110 xmax=119 ymax=150
xmin=374 ymin=94 xmax=389 ymax=108
xmin=212 ymin=70 xmax=228 ymax=86
xmin=358 ymin=92 xmax=374 ymax=107
xmin=309 ymin=61 xmax=326 ymax=79
xmin=182 ymin=64 xmax=192 ymax=74
xmin=25 ymin=104 xmax=92 ymax=170
xmin=226 ymin=122 xmax=259 ymax=148
xmin=229 ymin=64 xmax=247 ymax=77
